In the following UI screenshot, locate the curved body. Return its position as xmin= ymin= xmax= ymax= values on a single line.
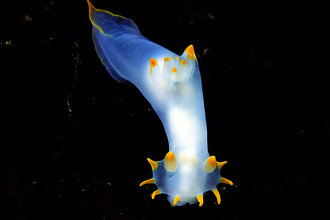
xmin=87 ymin=0 xmax=232 ymax=206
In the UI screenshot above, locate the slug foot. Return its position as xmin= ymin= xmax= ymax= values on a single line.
xmin=140 ymin=151 xmax=233 ymax=207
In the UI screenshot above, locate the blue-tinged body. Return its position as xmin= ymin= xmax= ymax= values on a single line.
xmin=88 ymin=0 xmax=233 ymax=206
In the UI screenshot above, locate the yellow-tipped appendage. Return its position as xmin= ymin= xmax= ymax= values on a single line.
xmin=139 ymin=158 xmax=157 ymax=187
xmin=150 ymin=58 xmax=169 ymax=89
xmin=197 ymin=194 xmax=204 ymax=207
xmin=217 ymin=161 xmax=228 ymax=170
xmin=139 ymin=158 xmax=161 ymax=200
xmin=184 ymin=45 xmax=197 ymax=61
xmin=139 ymin=178 xmax=155 ymax=186
xmin=220 ymin=177 xmax=233 ymax=185
xmin=215 ymin=161 xmax=233 ymax=204
xmin=147 ymin=158 xmax=158 ymax=171
xmin=207 ymin=160 xmax=232 ymax=205
xmin=173 ymin=196 xmax=181 ymax=206
xmin=150 ymin=58 xmax=157 ymax=75
xmin=217 ymin=161 xmax=233 ymax=185
xmin=151 ymin=189 xmax=161 ymax=199
xmin=164 ymin=151 xmax=178 ymax=172
xmin=212 ymin=189 xmax=221 ymax=204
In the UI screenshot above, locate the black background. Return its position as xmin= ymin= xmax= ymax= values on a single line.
xmin=2 ymin=0 xmax=329 ymax=219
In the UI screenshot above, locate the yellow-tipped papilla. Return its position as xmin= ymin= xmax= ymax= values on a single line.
xmin=220 ymin=177 xmax=233 ymax=185
xmin=203 ymin=156 xmax=217 ymax=173
xmin=147 ymin=158 xmax=158 ymax=171
xmin=172 ymin=196 xmax=181 ymax=206
xmin=212 ymin=188 xmax=221 ymax=204
xmin=197 ymin=194 xmax=204 ymax=207
xmin=178 ymin=45 xmax=196 ymax=82
xmin=164 ymin=151 xmax=178 ymax=172
xmin=164 ymin=57 xmax=177 ymax=82
xmin=139 ymin=178 xmax=155 ymax=186
xmin=182 ymin=45 xmax=197 ymax=61
xmin=150 ymin=58 xmax=170 ymax=90
xmin=176 ymin=59 xmax=191 ymax=83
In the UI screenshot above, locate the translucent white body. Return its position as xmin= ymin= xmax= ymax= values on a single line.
xmin=88 ymin=0 xmax=231 ymax=206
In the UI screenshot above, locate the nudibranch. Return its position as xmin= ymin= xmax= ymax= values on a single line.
xmin=87 ymin=0 xmax=233 ymax=206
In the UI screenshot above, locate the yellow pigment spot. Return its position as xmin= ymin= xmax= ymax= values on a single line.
xmin=164 ymin=57 xmax=169 ymax=62
xmin=170 ymin=57 xmax=173 ymax=60
xmin=164 ymin=151 xmax=178 ymax=172
xmin=150 ymin=58 xmax=157 ymax=67
xmin=180 ymin=59 xmax=187 ymax=65
xmin=208 ymin=156 xmax=216 ymax=167
xmin=203 ymin=156 xmax=216 ymax=173
xmin=176 ymin=56 xmax=180 ymax=60
xmin=150 ymin=58 xmax=157 ymax=75
xmin=171 ymin=67 xmax=177 ymax=73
